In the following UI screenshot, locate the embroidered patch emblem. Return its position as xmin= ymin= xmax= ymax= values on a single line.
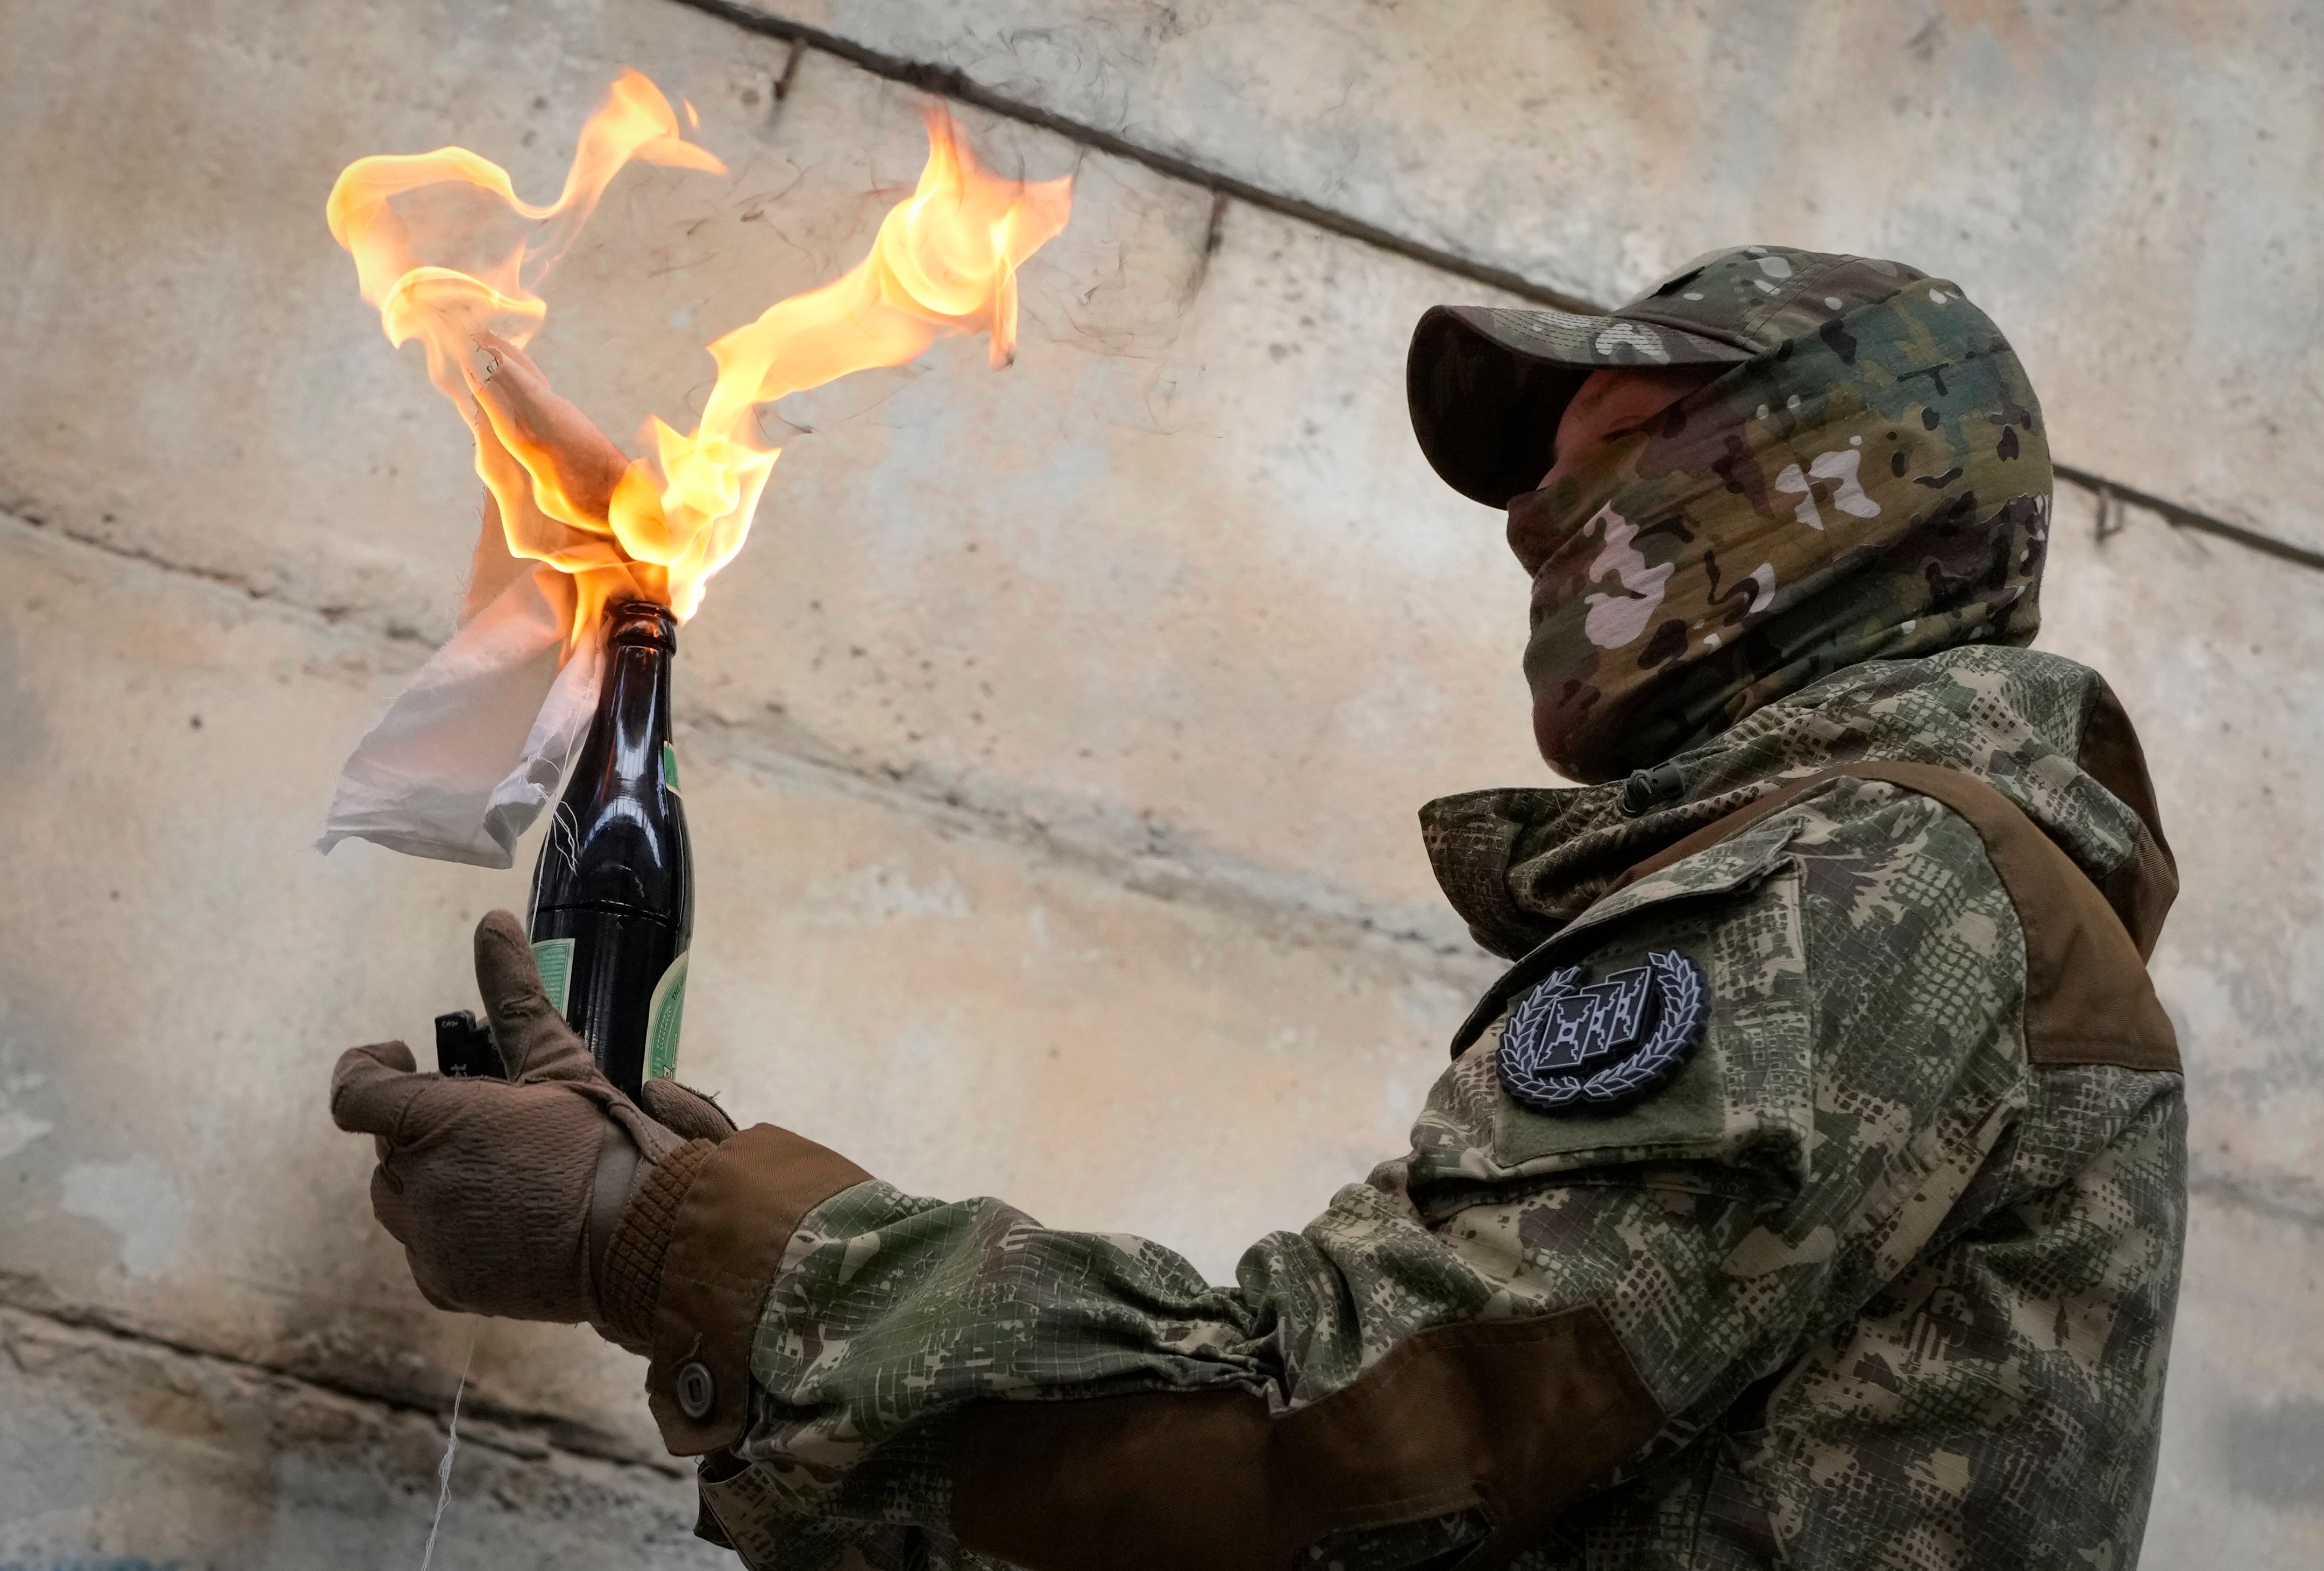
xmin=1496 ymin=950 xmax=1709 ymax=1113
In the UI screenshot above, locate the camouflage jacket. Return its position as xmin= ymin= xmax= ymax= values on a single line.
xmin=636 ymin=644 xmax=2185 ymax=1571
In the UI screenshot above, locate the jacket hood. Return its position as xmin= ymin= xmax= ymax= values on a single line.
xmin=1420 ymin=644 xmax=2175 ymax=962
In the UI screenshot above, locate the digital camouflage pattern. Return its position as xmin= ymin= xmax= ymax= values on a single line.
xmin=694 ymin=644 xmax=2185 ymax=1570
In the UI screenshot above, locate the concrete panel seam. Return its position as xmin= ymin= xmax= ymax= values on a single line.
xmin=2187 ymin=1162 xmax=2324 ymax=1233
xmin=666 ymin=1 xmax=2324 ymax=578
xmin=0 ymin=1292 xmax=689 ymax=1478
xmin=660 ymin=0 xmax=1603 ymax=312
xmin=685 ymin=711 xmax=1506 ymax=981
xmin=0 ymin=508 xmax=1498 ymax=976
xmin=1 ymin=493 xmax=434 ymax=646
xmin=2052 ymin=465 xmax=2324 ymax=573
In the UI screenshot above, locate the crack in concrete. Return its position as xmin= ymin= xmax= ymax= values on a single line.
xmin=663 ymin=0 xmax=2324 ymax=578
xmin=4 ymin=494 xmax=279 ymax=606
xmin=0 ymin=1292 xmax=685 ymax=1477
xmin=3 ymin=499 xmax=435 ymax=645
xmin=1179 ymin=189 xmax=1231 ymax=305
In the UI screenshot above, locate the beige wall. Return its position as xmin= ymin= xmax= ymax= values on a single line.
xmin=1 ymin=0 xmax=2316 ymax=1564
xmin=764 ymin=0 xmax=2324 ymax=555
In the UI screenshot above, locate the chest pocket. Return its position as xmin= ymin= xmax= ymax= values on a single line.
xmin=1442 ymin=817 xmax=1815 ymax=1202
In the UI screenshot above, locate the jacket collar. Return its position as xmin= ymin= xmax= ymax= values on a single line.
xmin=1420 ymin=645 xmax=2175 ymax=961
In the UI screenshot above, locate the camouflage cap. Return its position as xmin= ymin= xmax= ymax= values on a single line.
xmin=1407 ymin=246 xmax=1932 ymax=506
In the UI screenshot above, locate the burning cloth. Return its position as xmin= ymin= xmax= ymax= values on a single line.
xmin=317 ymin=338 xmax=627 ymax=866
xmin=312 ymin=74 xmax=1070 ymax=866
xmin=316 ymin=552 xmax=607 ymax=867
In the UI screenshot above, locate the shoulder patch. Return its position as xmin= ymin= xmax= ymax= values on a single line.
xmin=1497 ymin=950 xmax=1709 ymax=1113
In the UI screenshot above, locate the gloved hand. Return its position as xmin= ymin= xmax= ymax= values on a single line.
xmin=330 ymin=909 xmax=737 ymax=1348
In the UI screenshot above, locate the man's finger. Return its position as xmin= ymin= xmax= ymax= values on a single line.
xmin=474 ymin=911 xmax=597 ymax=1084
xmin=331 ymin=1041 xmax=425 ymax=1136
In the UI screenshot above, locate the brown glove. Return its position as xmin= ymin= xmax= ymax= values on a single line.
xmin=330 ymin=910 xmax=737 ymax=1347
xmin=638 ymin=1075 xmax=738 ymax=1146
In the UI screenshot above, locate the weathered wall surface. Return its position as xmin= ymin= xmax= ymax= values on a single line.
xmin=0 ymin=0 xmax=2316 ymax=1564
xmin=755 ymin=0 xmax=2324 ymax=553
xmin=0 ymin=1307 xmax=723 ymax=1568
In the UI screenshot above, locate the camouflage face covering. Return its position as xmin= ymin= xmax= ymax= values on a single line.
xmin=1411 ymin=248 xmax=2054 ymax=784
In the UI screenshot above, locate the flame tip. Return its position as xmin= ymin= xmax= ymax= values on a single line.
xmin=333 ymin=71 xmax=1071 ymax=641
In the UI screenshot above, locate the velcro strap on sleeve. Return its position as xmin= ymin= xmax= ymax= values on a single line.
xmin=598 ymin=1136 xmax=716 ymax=1349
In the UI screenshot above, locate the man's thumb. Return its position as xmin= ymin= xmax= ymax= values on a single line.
xmin=473 ymin=910 xmax=593 ymax=1083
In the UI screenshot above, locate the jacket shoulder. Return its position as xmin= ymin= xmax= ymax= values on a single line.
xmin=1412 ymin=776 xmax=2031 ymax=1209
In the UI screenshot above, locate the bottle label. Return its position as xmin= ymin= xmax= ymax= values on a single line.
xmin=645 ymin=950 xmax=688 ymax=1082
xmin=531 ymin=937 xmax=575 ymax=1018
xmin=662 ymin=741 xmax=681 ymax=794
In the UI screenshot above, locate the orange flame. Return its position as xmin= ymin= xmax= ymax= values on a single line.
xmin=328 ymin=77 xmax=1074 ymax=642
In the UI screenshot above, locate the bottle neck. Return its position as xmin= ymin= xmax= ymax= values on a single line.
xmin=531 ymin=602 xmax=690 ymax=921
xmin=595 ymin=638 xmax=672 ymax=778
xmin=593 ymin=601 xmax=677 ymax=780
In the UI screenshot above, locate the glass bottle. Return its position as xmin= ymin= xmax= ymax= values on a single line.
xmin=525 ymin=599 xmax=693 ymax=1099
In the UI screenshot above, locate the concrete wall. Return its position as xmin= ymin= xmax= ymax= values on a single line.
xmin=761 ymin=0 xmax=2324 ymax=555
xmin=0 ymin=0 xmax=2315 ymax=1564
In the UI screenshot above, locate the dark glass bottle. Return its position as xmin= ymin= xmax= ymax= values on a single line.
xmin=525 ymin=600 xmax=693 ymax=1099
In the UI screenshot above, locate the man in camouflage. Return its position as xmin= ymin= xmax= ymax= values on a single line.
xmin=332 ymin=245 xmax=2186 ymax=1569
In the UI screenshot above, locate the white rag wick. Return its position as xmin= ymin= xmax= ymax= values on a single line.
xmin=317 ymin=542 xmax=605 ymax=870
xmin=320 ymin=329 xmax=640 ymax=869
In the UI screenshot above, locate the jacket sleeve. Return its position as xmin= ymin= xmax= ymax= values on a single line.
xmin=651 ymin=782 xmax=2043 ymax=1569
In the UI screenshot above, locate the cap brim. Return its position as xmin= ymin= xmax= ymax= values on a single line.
xmin=1406 ymin=305 xmax=1751 ymax=507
